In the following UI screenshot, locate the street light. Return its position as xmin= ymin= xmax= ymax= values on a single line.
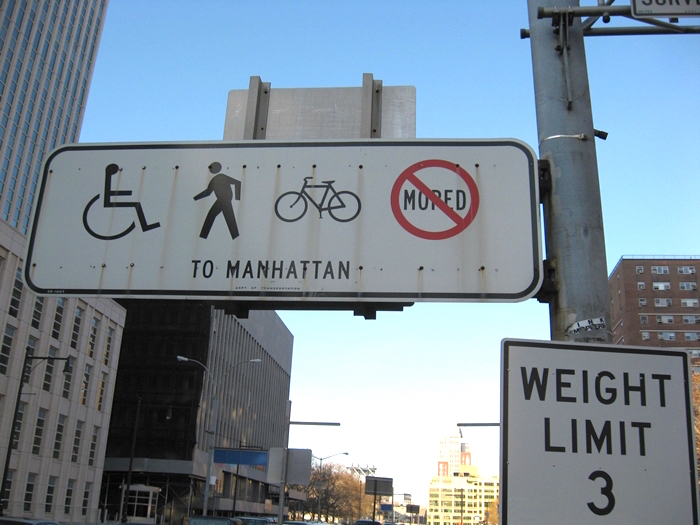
xmin=176 ymin=355 xmax=261 ymax=515
xmin=313 ymin=451 xmax=348 ymax=521
xmin=1 ymin=346 xmax=70 ymax=517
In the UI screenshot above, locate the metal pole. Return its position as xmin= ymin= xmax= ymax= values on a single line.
xmin=528 ymin=0 xmax=611 ymax=343
xmin=1 ymin=349 xmax=69 ymax=517
xmin=122 ymin=397 xmax=142 ymax=522
xmin=277 ymin=401 xmax=291 ymax=525
xmin=0 ymin=348 xmax=31 ymax=517
xmin=317 ymin=457 xmax=323 ymax=521
xmin=203 ymin=396 xmax=217 ymax=515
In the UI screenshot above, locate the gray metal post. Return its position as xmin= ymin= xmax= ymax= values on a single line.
xmin=528 ymin=0 xmax=610 ymax=343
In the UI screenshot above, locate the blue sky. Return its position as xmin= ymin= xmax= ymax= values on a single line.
xmin=78 ymin=1 xmax=699 ymax=506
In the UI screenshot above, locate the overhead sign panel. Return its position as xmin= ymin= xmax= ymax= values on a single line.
xmin=500 ymin=339 xmax=698 ymax=525
xmin=631 ymin=0 xmax=700 ymax=18
xmin=25 ymin=140 xmax=541 ymax=302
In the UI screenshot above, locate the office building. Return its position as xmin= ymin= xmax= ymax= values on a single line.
xmin=428 ymin=470 xmax=498 ymax=525
xmin=609 ymin=256 xmax=700 ymax=348
xmin=99 ymin=301 xmax=294 ymax=523
xmin=0 ymin=0 xmax=121 ymax=522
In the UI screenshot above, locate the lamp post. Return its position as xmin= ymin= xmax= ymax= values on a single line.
xmin=1 ymin=346 xmax=70 ymax=516
xmin=313 ymin=452 xmax=348 ymax=521
xmin=176 ymin=355 xmax=260 ymax=516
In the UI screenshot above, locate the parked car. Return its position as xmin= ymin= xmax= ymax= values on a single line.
xmin=237 ymin=517 xmax=275 ymax=525
xmin=354 ymin=520 xmax=382 ymax=525
xmin=0 ymin=519 xmax=61 ymax=525
xmin=188 ymin=516 xmax=242 ymax=525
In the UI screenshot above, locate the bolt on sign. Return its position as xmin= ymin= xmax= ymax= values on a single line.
xmin=500 ymin=339 xmax=699 ymax=525
xmin=25 ymin=140 xmax=541 ymax=303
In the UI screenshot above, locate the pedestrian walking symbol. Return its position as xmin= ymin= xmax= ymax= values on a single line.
xmin=82 ymin=163 xmax=161 ymax=240
xmin=194 ymin=162 xmax=242 ymax=240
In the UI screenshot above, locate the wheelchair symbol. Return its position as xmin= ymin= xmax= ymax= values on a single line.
xmin=82 ymin=163 xmax=161 ymax=240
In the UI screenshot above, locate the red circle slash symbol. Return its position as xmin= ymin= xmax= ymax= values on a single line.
xmin=391 ymin=159 xmax=480 ymax=240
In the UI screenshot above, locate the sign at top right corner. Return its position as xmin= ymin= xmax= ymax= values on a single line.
xmin=631 ymin=0 xmax=700 ymax=18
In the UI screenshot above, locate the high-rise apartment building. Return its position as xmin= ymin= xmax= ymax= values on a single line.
xmin=609 ymin=256 xmax=700 ymax=349
xmin=0 ymin=2 xmax=124 ymax=522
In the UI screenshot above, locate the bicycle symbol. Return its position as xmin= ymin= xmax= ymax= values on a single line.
xmin=274 ymin=176 xmax=361 ymax=223
xmin=82 ymin=163 xmax=161 ymax=240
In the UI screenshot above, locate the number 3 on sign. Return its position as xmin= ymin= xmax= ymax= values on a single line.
xmin=588 ymin=470 xmax=615 ymax=516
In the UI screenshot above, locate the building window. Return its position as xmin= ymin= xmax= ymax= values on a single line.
xmin=42 ymin=346 xmax=58 ymax=391
xmin=651 ymin=266 xmax=669 ymax=274
xmin=678 ymin=266 xmax=697 ymax=275
xmin=65 ymin=479 xmax=75 ymax=514
xmin=637 ymin=282 xmax=645 ymax=290
xmin=0 ymin=324 xmax=16 ymax=375
xmin=82 ymin=482 xmax=91 ymax=516
xmin=653 ymin=282 xmax=671 ymax=291
xmin=88 ymin=426 xmax=100 ymax=466
xmin=52 ymin=297 xmax=66 ymax=340
xmin=12 ymin=402 xmax=26 ymax=450
xmin=97 ymin=372 xmax=108 ymax=411
xmin=639 ymin=298 xmax=647 ymax=307
xmin=656 ymin=315 xmax=674 ymax=324
xmin=636 ymin=266 xmax=644 ymax=274
xmin=32 ymin=408 xmax=48 ymax=455
xmin=44 ymin=476 xmax=57 ymax=513
xmin=31 ymin=296 xmax=44 ymax=329
xmin=88 ymin=317 xmax=99 ymax=358
xmin=640 ymin=315 xmax=648 ymax=324
xmin=62 ymin=356 xmax=74 ymax=399
xmin=70 ymin=307 xmax=83 ymax=349
xmin=686 ymin=333 xmax=699 ymax=341
xmin=45 ymin=476 xmax=57 ymax=513
xmin=72 ymin=421 xmax=84 ymax=462
xmin=655 ymin=298 xmax=672 ymax=307
xmin=657 ymin=332 xmax=676 ymax=341
xmin=53 ymin=414 xmax=66 ymax=459
xmin=80 ymin=364 xmax=92 ymax=405
xmin=683 ymin=315 xmax=699 ymax=324
xmin=680 ymin=282 xmax=698 ymax=291
xmin=8 ymin=268 xmax=24 ymax=317
xmin=641 ymin=331 xmax=650 ymax=340
xmin=682 ymin=299 xmax=700 ymax=308
xmin=23 ymin=473 xmax=36 ymax=512
xmin=1 ymin=470 xmax=13 ymax=511
xmin=103 ymin=326 xmax=114 ymax=366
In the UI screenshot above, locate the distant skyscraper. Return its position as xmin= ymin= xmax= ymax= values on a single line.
xmin=0 ymin=0 xmax=109 ymax=235
xmin=0 ymin=2 xmax=117 ymax=522
xmin=438 ymin=435 xmax=467 ymax=476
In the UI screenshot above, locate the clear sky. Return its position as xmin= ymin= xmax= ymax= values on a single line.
xmin=78 ymin=0 xmax=699 ymax=507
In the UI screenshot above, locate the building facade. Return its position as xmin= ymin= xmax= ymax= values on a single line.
xmin=428 ymin=473 xmax=498 ymax=525
xmin=0 ymin=0 xmax=120 ymax=522
xmin=609 ymin=256 xmax=700 ymax=349
xmin=99 ymin=301 xmax=294 ymax=524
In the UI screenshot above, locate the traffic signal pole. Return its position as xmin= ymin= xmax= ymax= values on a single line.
xmin=527 ymin=0 xmax=611 ymax=343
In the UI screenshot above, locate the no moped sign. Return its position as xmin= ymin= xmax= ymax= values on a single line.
xmin=25 ymin=139 xmax=540 ymax=302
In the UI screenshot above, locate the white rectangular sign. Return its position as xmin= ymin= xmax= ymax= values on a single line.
xmin=631 ymin=0 xmax=700 ymax=18
xmin=501 ymin=339 xmax=699 ymax=525
xmin=25 ymin=140 xmax=541 ymax=302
